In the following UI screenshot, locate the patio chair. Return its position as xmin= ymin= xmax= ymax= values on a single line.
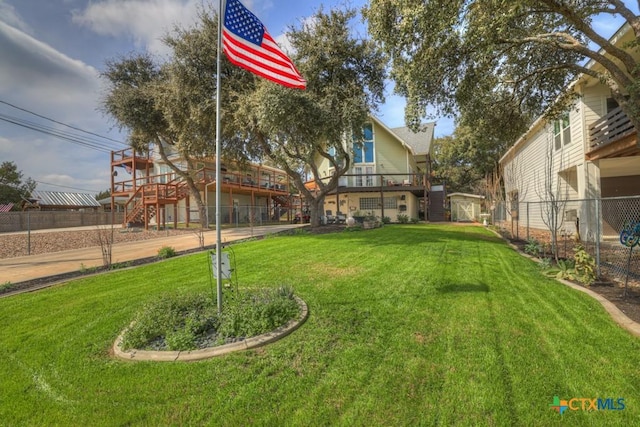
xmin=325 ymin=210 xmax=336 ymax=224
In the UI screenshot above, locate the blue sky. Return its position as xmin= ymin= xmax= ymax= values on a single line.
xmin=0 ymin=0 xmax=430 ymax=194
xmin=0 ymin=0 xmax=633 ymax=194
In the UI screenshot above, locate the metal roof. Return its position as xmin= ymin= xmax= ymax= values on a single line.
xmin=31 ymin=190 xmax=100 ymax=208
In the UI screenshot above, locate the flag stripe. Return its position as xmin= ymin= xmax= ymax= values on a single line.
xmin=223 ymin=30 xmax=298 ymax=76
xmin=223 ymin=42 xmax=305 ymax=88
xmin=223 ymin=30 xmax=305 ymax=88
xmin=222 ymin=0 xmax=306 ymax=89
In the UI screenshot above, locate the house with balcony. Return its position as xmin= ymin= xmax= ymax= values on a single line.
xmin=499 ymin=23 xmax=640 ymax=238
xmin=110 ymin=146 xmax=294 ymax=230
xmin=314 ymin=116 xmax=439 ymax=222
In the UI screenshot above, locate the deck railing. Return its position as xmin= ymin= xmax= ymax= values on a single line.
xmin=589 ymin=106 xmax=636 ymax=149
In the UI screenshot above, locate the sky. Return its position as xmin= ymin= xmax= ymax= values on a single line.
xmin=0 ymin=1 xmax=633 ymax=195
xmin=0 ymin=0 xmax=433 ymax=195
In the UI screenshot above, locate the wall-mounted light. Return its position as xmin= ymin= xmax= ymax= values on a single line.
xmin=400 ymin=194 xmax=406 ymax=201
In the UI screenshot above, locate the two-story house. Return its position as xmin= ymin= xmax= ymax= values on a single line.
xmin=499 ymin=23 xmax=640 ymax=240
xmin=110 ymin=146 xmax=293 ymax=230
xmin=313 ymin=116 xmax=438 ymax=222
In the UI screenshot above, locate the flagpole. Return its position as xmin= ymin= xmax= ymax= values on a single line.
xmin=215 ymin=0 xmax=224 ymax=314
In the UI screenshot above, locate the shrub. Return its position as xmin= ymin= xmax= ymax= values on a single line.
xmin=538 ymin=257 xmax=553 ymax=271
xmin=217 ymin=286 xmax=299 ymax=343
xmin=121 ymin=292 xmax=218 ymax=351
xmin=410 ymin=217 xmax=419 ymax=224
xmin=121 ymin=287 xmax=300 ymax=351
xmin=382 ymin=216 xmax=391 ymax=224
xmin=397 ymin=214 xmax=409 ymax=224
xmin=573 ymin=245 xmax=597 ymax=285
xmin=157 ymin=246 xmax=177 ymax=259
xmin=524 ymin=239 xmax=541 ymax=257
xmin=0 ymin=281 xmax=14 ymax=292
xmin=545 ymin=259 xmax=576 ymax=281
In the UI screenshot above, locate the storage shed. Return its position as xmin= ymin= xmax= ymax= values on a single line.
xmin=447 ymin=193 xmax=484 ymax=222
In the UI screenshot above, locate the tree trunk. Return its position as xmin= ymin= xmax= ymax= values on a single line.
xmin=308 ymin=196 xmax=323 ymax=228
xmin=155 ymin=138 xmax=207 ymax=229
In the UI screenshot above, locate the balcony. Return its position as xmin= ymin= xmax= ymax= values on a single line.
xmin=586 ymin=107 xmax=640 ymax=160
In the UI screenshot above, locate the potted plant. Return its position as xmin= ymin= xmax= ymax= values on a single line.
xmin=363 ymin=212 xmax=381 ymax=229
xmin=352 ymin=210 xmax=365 ymax=225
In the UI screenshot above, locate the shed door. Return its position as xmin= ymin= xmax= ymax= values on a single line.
xmin=457 ymin=201 xmax=474 ymax=222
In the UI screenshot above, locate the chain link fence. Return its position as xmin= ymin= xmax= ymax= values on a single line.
xmin=154 ymin=205 xmax=300 ymax=228
xmin=493 ymin=196 xmax=640 ymax=284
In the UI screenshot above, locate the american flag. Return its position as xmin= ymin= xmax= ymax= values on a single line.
xmin=222 ymin=0 xmax=306 ymax=89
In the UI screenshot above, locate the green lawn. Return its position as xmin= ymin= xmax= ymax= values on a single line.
xmin=1 ymin=224 xmax=639 ymax=426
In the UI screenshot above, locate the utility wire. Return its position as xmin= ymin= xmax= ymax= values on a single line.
xmin=0 ymin=99 xmax=128 ymax=147
xmin=34 ymin=181 xmax=100 ymax=193
xmin=0 ymin=113 xmax=115 ymax=154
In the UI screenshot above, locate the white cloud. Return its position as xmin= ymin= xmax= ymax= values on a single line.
xmin=71 ymin=0 xmax=205 ymax=56
xmin=0 ymin=19 xmax=123 ymax=192
xmin=0 ymin=0 xmax=31 ymax=33
xmin=0 ymin=21 xmax=101 ymax=118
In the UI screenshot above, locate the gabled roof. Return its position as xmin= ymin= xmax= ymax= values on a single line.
xmin=389 ymin=122 xmax=436 ymax=156
xmin=31 ymin=190 xmax=100 ymax=208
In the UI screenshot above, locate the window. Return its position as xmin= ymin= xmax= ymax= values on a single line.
xmin=354 ymin=166 xmax=375 ymax=187
xmin=353 ymin=123 xmax=374 ymax=164
xmin=554 ymin=113 xmax=571 ymax=150
xmin=359 ymin=197 xmax=397 ymax=210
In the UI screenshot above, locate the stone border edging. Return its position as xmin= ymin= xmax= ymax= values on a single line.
xmin=487 ymin=227 xmax=640 ymax=338
xmin=112 ymin=296 xmax=309 ymax=362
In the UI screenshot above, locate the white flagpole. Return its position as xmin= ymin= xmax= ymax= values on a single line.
xmin=215 ymin=0 xmax=224 ymax=314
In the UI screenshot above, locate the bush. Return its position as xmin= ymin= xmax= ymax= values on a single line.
xmin=121 ymin=292 xmax=218 ymax=351
xmin=217 ymin=286 xmax=299 ymax=343
xmin=121 ymin=287 xmax=300 ymax=351
xmin=157 ymin=246 xmax=177 ymax=259
xmin=397 ymin=214 xmax=409 ymax=224
xmin=524 ymin=239 xmax=541 ymax=257
xmin=410 ymin=217 xmax=419 ymax=224
xmin=573 ymin=245 xmax=597 ymax=285
xmin=382 ymin=216 xmax=391 ymax=224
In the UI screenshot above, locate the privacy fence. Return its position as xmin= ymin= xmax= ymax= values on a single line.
xmin=493 ymin=196 xmax=640 ymax=284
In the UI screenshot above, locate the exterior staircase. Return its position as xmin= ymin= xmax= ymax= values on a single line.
xmin=124 ymin=179 xmax=189 ymax=226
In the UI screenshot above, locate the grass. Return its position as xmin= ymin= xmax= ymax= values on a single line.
xmin=1 ymin=224 xmax=639 ymax=426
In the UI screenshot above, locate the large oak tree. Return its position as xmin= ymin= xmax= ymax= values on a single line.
xmin=231 ymin=8 xmax=387 ymax=226
xmin=364 ymin=1 xmax=640 ymax=137
xmin=102 ymin=6 xmax=386 ymax=228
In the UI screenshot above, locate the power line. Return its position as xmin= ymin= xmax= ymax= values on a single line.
xmin=0 ymin=99 xmax=129 ymax=147
xmin=0 ymin=113 xmax=115 ymax=153
xmin=35 ymin=181 xmax=101 ymax=193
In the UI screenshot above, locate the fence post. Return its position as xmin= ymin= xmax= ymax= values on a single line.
xmin=27 ymin=209 xmax=31 ymax=255
xmin=595 ymin=198 xmax=601 ymax=277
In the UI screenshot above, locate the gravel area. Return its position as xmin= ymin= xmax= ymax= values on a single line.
xmin=0 ymin=228 xmax=195 ymax=260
